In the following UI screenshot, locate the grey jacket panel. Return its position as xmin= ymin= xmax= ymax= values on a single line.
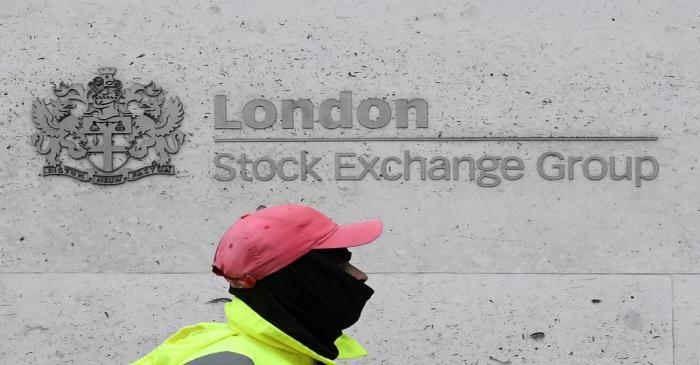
xmin=184 ymin=351 xmax=255 ymax=365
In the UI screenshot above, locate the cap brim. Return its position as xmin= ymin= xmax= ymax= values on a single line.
xmin=315 ymin=219 xmax=383 ymax=249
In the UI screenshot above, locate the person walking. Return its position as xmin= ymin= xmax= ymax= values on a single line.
xmin=132 ymin=204 xmax=383 ymax=365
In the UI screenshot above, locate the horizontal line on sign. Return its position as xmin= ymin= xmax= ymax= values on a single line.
xmin=213 ymin=136 xmax=659 ymax=143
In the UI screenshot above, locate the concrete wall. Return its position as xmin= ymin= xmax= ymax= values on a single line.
xmin=1 ymin=0 xmax=699 ymax=364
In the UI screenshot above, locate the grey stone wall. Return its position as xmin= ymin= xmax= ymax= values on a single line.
xmin=1 ymin=0 xmax=699 ymax=364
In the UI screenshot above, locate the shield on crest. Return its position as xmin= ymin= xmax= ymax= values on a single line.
xmin=83 ymin=116 xmax=133 ymax=173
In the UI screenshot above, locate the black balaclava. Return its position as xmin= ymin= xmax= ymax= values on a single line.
xmin=228 ymin=248 xmax=374 ymax=359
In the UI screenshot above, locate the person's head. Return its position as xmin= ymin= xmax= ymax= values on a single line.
xmin=212 ymin=204 xmax=382 ymax=289
xmin=211 ymin=204 xmax=383 ymax=358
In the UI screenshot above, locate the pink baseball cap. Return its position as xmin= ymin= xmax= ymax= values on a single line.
xmin=212 ymin=204 xmax=383 ymax=289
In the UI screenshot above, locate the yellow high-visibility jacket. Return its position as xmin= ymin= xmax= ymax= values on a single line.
xmin=131 ymin=297 xmax=368 ymax=365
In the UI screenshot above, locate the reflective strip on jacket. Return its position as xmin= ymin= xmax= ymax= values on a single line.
xmin=131 ymin=297 xmax=368 ymax=365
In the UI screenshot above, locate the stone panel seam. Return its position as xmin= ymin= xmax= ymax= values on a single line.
xmin=3 ymin=272 xmax=700 ymax=275
xmin=671 ymin=274 xmax=676 ymax=365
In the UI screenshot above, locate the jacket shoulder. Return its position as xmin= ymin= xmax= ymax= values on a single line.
xmin=184 ymin=351 xmax=254 ymax=365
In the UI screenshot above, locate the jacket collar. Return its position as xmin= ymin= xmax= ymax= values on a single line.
xmin=225 ymin=297 xmax=368 ymax=365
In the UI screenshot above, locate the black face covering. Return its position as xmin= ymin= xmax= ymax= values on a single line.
xmin=228 ymin=248 xmax=374 ymax=359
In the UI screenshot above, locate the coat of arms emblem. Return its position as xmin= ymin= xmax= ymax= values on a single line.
xmin=30 ymin=67 xmax=186 ymax=185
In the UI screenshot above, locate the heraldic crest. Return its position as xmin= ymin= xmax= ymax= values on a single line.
xmin=30 ymin=67 xmax=186 ymax=185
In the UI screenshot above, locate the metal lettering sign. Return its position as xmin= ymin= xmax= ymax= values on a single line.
xmin=212 ymin=93 xmax=660 ymax=187
xmin=30 ymin=67 xmax=185 ymax=185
